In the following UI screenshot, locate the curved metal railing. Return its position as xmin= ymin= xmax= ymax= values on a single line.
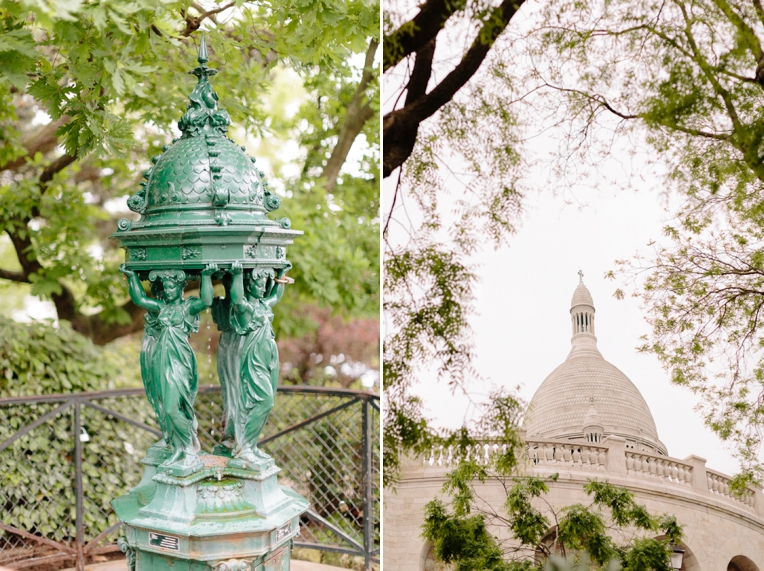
xmin=0 ymin=386 xmax=379 ymax=570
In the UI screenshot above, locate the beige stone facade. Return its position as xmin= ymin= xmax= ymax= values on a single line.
xmin=384 ymin=278 xmax=764 ymax=571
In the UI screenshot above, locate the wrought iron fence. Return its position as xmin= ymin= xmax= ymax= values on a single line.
xmin=0 ymin=386 xmax=380 ymax=570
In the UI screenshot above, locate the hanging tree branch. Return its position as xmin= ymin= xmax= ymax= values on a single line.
xmin=383 ymin=0 xmax=523 ymax=177
xmin=322 ymin=39 xmax=379 ymax=192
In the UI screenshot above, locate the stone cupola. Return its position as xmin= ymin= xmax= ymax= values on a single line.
xmin=582 ymin=403 xmax=604 ymax=444
xmin=523 ymin=273 xmax=668 ymax=455
xmin=569 ymin=270 xmax=600 ymax=358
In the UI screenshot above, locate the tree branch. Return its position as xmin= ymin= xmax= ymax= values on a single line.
xmin=39 ymin=153 xmax=77 ymax=185
xmin=383 ymin=0 xmax=522 ymax=176
xmin=322 ymin=39 xmax=378 ymax=191
xmin=540 ymin=83 xmax=639 ymax=120
xmin=708 ymin=0 xmax=764 ymax=87
xmin=0 ymin=268 xmax=29 ymax=283
xmin=382 ymin=38 xmax=435 ymax=178
xmin=182 ymin=2 xmax=236 ymax=36
xmin=383 ymin=0 xmax=466 ymax=71
xmin=0 ymin=116 xmax=70 ymax=173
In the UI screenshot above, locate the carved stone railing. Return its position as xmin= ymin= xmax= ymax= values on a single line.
xmin=422 ymin=443 xmax=513 ymax=467
xmin=525 ymin=439 xmax=607 ymax=470
xmin=414 ymin=436 xmax=763 ymax=517
xmin=707 ymin=469 xmax=756 ymax=509
xmin=625 ymin=450 xmax=693 ymax=486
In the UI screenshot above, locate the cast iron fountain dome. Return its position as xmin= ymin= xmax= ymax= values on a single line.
xmin=114 ymin=35 xmax=299 ymax=275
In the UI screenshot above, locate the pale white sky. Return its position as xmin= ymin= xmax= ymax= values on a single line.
xmin=385 ymin=65 xmax=740 ymax=479
xmin=406 ymin=187 xmax=740 ymax=476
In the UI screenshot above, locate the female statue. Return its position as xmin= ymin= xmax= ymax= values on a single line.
xmin=229 ymin=260 xmax=291 ymax=463
xmin=211 ymin=273 xmax=242 ymax=455
xmin=121 ymin=263 xmax=218 ymax=471
xmin=139 ymin=280 xmax=168 ymax=445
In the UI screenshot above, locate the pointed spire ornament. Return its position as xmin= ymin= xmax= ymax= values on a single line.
xmin=198 ymin=32 xmax=209 ymax=65
xmin=117 ymin=34 xmax=288 ymax=231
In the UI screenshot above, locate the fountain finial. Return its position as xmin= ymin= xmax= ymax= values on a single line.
xmin=198 ymin=33 xmax=209 ymax=66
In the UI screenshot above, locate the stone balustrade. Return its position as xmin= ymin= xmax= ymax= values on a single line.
xmin=415 ymin=436 xmax=762 ymax=515
xmin=706 ymin=468 xmax=756 ymax=509
xmin=625 ymin=450 xmax=693 ymax=486
xmin=422 ymin=443 xmax=513 ymax=467
xmin=525 ymin=439 xmax=608 ymax=470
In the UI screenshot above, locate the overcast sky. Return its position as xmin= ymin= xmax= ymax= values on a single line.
xmin=394 ymin=173 xmax=741 ymax=477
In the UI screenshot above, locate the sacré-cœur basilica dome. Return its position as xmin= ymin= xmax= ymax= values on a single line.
xmin=384 ymin=272 xmax=764 ymax=571
xmin=523 ymin=272 xmax=668 ymax=455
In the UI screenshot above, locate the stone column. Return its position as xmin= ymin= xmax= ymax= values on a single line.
xmin=683 ymin=455 xmax=708 ymax=493
xmin=603 ymin=435 xmax=626 ymax=475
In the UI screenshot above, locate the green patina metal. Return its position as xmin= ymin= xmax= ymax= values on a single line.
xmin=111 ymin=35 xmax=308 ymax=571
xmin=113 ymin=34 xmax=300 ymax=277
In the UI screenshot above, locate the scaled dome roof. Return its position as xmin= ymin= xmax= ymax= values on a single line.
xmin=524 ymin=277 xmax=667 ymax=454
xmin=113 ymin=36 xmax=300 ymax=278
xmin=123 ymin=35 xmax=281 ymax=228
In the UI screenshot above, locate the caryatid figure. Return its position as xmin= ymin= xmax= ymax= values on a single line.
xmin=121 ymin=263 xmax=218 ymax=471
xmin=211 ymin=272 xmax=243 ymax=455
xmin=228 ymin=260 xmax=292 ymax=463
xmin=139 ymin=280 xmax=168 ymax=446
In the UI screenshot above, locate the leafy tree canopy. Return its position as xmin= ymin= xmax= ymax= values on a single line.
xmin=519 ymin=0 xmax=764 ymax=483
xmin=383 ymin=0 xmax=527 ymax=484
xmin=0 ymin=0 xmax=379 ymax=345
xmin=424 ymin=453 xmax=683 ymax=571
xmin=384 ymin=0 xmax=764 ymax=488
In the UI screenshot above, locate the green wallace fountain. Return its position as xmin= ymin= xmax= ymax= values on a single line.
xmin=111 ymin=36 xmax=308 ymax=571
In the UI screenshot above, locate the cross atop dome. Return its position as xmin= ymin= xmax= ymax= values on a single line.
xmin=571 ymin=272 xmax=594 ymax=309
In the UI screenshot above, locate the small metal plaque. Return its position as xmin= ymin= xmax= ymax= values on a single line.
xmin=149 ymin=532 xmax=180 ymax=551
xmin=276 ymin=522 xmax=292 ymax=542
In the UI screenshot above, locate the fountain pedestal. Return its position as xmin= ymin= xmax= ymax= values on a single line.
xmin=112 ymin=453 xmax=309 ymax=571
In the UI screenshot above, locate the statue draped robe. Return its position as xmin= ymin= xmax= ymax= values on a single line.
xmin=212 ymin=296 xmax=243 ymax=450
xmin=230 ymin=297 xmax=279 ymax=451
xmin=140 ymin=310 xmax=166 ymax=441
xmin=152 ymin=299 xmax=201 ymax=455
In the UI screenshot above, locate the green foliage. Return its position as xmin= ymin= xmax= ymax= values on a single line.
xmin=0 ymin=0 xmax=379 ymax=344
xmin=424 ymin=472 xmax=683 ymax=571
xmin=383 ymin=0 xmax=527 ymax=485
xmin=526 ymin=0 xmax=764 ymax=481
xmin=0 ymin=320 xmax=154 ymax=546
xmin=0 ymin=317 xmax=138 ymax=396
xmin=423 ymin=499 xmax=514 ymax=571
xmin=506 ymin=476 xmax=552 ymax=546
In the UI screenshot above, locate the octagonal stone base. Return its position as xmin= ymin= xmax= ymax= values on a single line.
xmin=112 ymin=450 xmax=309 ymax=571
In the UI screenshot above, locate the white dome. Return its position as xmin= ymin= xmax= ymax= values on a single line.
xmin=524 ymin=275 xmax=667 ymax=455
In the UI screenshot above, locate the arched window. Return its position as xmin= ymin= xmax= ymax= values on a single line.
xmin=728 ymin=556 xmax=759 ymax=571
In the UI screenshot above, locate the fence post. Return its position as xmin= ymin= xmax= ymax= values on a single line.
xmin=74 ymin=400 xmax=85 ymax=571
xmin=361 ymin=397 xmax=373 ymax=571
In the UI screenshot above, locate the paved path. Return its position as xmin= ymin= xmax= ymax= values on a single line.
xmin=56 ymin=558 xmax=345 ymax=571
